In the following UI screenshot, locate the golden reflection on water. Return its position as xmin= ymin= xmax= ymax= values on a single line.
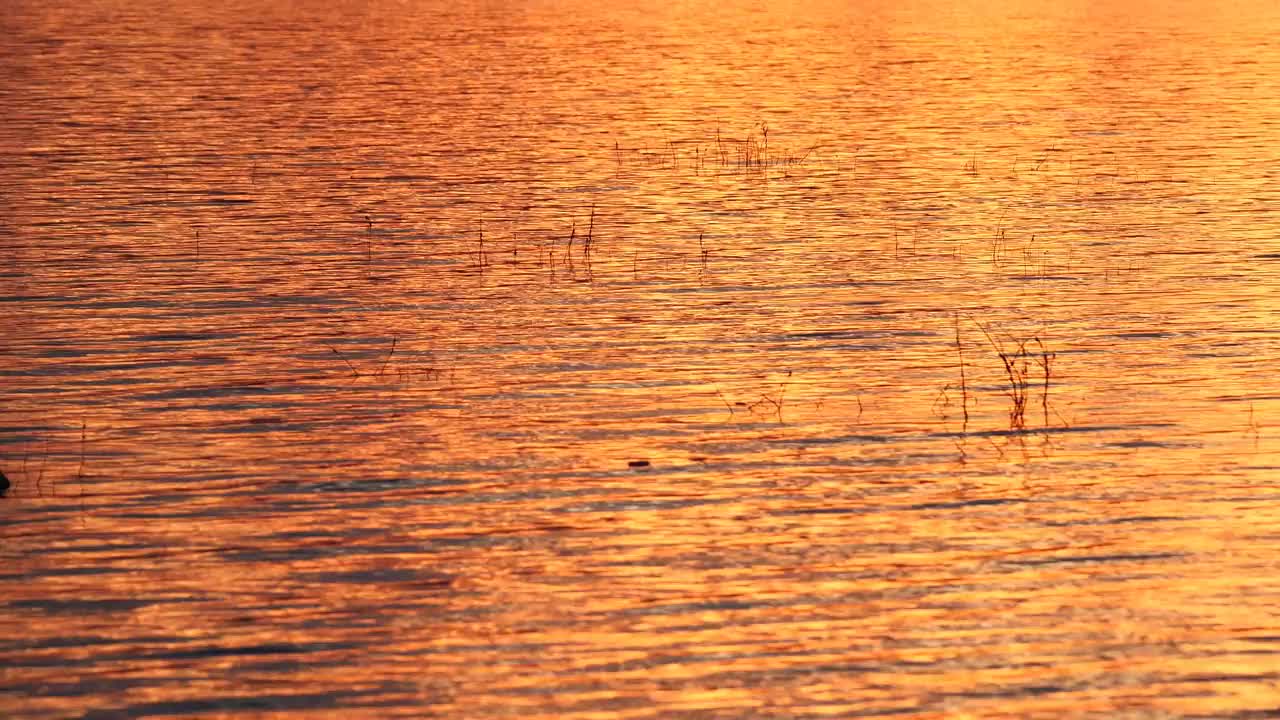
xmin=4 ymin=0 xmax=1280 ymax=717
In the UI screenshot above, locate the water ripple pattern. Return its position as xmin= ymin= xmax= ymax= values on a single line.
xmin=3 ymin=0 xmax=1280 ymax=717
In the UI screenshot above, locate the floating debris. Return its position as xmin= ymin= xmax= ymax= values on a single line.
xmin=627 ymin=460 xmax=651 ymax=468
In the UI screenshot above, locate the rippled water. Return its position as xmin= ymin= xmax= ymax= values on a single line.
xmin=4 ymin=0 xmax=1280 ymax=717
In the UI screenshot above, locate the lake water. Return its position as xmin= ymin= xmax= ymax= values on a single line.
xmin=4 ymin=0 xmax=1280 ymax=717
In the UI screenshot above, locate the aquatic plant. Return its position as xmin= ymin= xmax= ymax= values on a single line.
xmin=747 ymin=370 xmax=793 ymax=423
xmin=378 ymin=337 xmax=399 ymax=376
xmin=1033 ymin=338 xmax=1056 ymax=428
xmin=325 ymin=337 xmax=402 ymax=379
xmin=564 ymin=220 xmax=576 ymax=266
xmin=954 ymin=312 xmax=969 ymax=427
xmin=989 ymin=213 xmax=1009 ymax=267
xmin=975 ymin=323 xmax=1031 ymax=430
xmin=477 ymin=219 xmax=488 ymax=271
xmin=974 ymin=322 xmax=1056 ymax=431
xmin=327 ymin=344 xmax=361 ymax=377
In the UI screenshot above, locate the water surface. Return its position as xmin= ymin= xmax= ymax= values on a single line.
xmin=4 ymin=0 xmax=1280 ymax=717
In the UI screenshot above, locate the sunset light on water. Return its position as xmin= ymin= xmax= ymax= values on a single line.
xmin=3 ymin=0 xmax=1280 ymax=717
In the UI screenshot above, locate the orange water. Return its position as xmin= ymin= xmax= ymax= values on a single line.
xmin=4 ymin=0 xmax=1280 ymax=717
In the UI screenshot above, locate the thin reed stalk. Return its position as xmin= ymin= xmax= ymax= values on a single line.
xmin=327 ymin=344 xmax=361 ymax=377
xmin=954 ymin=313 xmax=969 ymax=427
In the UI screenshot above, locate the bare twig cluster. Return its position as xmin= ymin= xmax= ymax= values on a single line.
xmin=325 ymin=336 xmax=435 ymax=383
xmin=747 ymin=371 xmax=792 ymax=423
xmin=974 ymin=323 xmax=1056 ymax=430
xmin=610 ymin=124 xmax=820 ymax=176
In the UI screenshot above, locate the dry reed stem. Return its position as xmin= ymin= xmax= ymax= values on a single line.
xmin=327 ymin=345 xmax=361 ymax=377
xmin=954 ymin=312 xmax=969 ymax=427
xmin=975 ymin=322 xmax=1031 ymax=430
xmin=378 ymin=336 xmax=399 ymax=376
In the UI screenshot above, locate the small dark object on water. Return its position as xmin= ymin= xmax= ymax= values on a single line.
xmin=0 ymin=470 xmax=9 ymax=496
xmin=628 ymin=460 xmax=651 ymax=468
